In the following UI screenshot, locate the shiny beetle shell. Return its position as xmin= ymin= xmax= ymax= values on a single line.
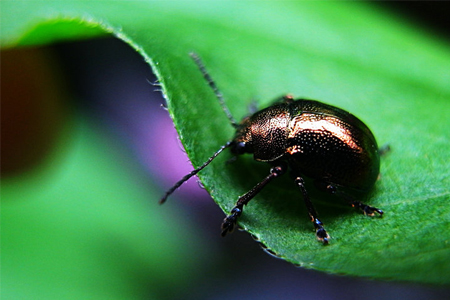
xmin=231 ymin=98 xmax=380 ymax=193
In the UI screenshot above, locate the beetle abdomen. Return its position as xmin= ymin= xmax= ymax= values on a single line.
xmin=286 ymin=100 xmax=379 ymax=191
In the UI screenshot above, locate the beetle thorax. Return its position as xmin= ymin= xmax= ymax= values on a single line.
xmin=233 ymin=104 xmax=291 ymax=162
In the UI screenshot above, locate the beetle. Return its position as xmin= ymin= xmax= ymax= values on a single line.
xmin=160 ymin=53 xmax=383 ymax=244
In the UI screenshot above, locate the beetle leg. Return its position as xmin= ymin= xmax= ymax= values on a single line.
xmin=378 ymin=144 xmax=391 ymax=156
xmin=349 ymin=201 xmax=383 ymax=216
xmin=294 ymin=176 xmax=330 ymax=244
xmin=319 ymin=182 xmax=383 ymax=217
xmin=221 ymin=163 xmax=287 ymax=236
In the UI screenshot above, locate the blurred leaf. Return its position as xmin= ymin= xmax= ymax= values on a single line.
xmin=2 ymin=0 xmax=450 ymax=285
xmin=2 ymin=119 xmax=206 ymax=299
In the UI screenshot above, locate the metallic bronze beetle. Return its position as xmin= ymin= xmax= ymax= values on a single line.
xmin=160 ymin=54 xmax=383 ymax=244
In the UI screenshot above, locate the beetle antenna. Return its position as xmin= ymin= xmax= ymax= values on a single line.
xmin=190 ymin=52 xmax=238 ymax=128
xmin=159 ymin=141 xmax=232 ymax=204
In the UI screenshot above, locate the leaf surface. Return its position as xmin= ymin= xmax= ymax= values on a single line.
xmin=2 ymin=0 xmax=450 ymax=284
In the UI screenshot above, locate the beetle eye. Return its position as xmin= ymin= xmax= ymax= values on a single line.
xmin=232 ymin=142 xmax=246 ymax=155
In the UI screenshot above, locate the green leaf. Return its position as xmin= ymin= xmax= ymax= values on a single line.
xmin=2 ymin=0 xmax=450 ymax=285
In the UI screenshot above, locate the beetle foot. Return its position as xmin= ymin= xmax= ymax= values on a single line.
xmin=313 ymin=219 xmax=330 ymax=245
xmin=221 ymin=206 xmax=243 ymax=236
xmin=351 ymin=201 xmax=383 ymax=217
xmin=378 ymin=144 xmax=391 ymax=156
